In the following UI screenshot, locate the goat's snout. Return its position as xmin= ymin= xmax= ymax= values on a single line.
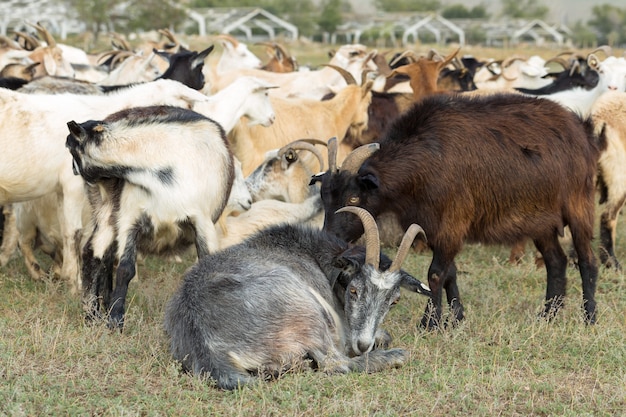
xmin=263 ymin=113 xmax=276 ymax=127
xmin=355 ymin=339 xmax=374 ymax=355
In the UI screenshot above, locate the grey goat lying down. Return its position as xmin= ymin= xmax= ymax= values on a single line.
xmin=163 ymin=207 xmax=431 ymax=390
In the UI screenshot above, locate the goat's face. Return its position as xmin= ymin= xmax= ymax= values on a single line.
xmin=226 ymin=158 xmax=252 ymax=213
xmin=340 ymin=263 xmax=403 ymax=355
xmin=332 ymin=229 xmax=430 ymax=356
xmin=317 ymin=169 xmax=381 ymax=243
xmin=242 ymin=82 xmax=277 ymax=127
xmin=593 ymin=56 xmax=626 ymax=92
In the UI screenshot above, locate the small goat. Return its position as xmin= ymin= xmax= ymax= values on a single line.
xmin=66 ymin=105 xmax=235 ymax=329
xmin=164 ymin=206 xmax=430 ymax=390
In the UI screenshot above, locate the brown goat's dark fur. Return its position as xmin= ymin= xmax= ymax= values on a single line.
xmin=319 ymin=92 xmax=602 ymax=328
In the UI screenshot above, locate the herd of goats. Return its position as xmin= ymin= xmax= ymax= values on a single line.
xmin=1 ymin=22 xmax=626 ymax=389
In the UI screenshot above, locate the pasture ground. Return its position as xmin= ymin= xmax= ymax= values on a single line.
xmin=1 ymin=40 xmax=625 ymax=416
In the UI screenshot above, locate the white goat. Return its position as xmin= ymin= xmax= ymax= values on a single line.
xmin=66 ymin=106 xmax=235 ymax=329
xmin=475 ymin=55 xmax=551 ymax=91
xmin=0 ymin=79 xmax=209 ymax=294
xmin=539 ymin=54 xmax=626 ymax=117
xmin=208 ymin=43 xmax=376 ymax=99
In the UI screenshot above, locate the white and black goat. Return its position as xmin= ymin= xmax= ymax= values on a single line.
xmin=163 ymin=206 xmax=431 ymax=390
xmin=0 ymin=79 xmax=209 ymax=294
xmin=66 ymin=105 xmax=235 ymax=329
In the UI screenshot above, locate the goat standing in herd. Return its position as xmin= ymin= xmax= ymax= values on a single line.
xmin=316 ymin=92 xmax=603 ymax=328
xmin=66 ymin=105 xmax=235 ymax=328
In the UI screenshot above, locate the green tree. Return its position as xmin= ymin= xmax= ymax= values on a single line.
xmin=442 ymin=4 xmax=489 ymax=19
xmin=67 ymin=0 xmax=122 ymax=40
xmin=124 ymin=0 xmax=189 ymax=32
xmin=500 ymin=0 xmax=549 ymax=19
xmin=588 ymin=4 xmax=626 ymax=46
xmin=318 ymin=0 xmax=343 ymax=33
xmin=375 ymin=0 xmax=441 ymax=13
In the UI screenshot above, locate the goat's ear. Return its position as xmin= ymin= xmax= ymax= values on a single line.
xmin=153 ymin=48 xmax=171 ymax=62
xmin=333 ymin=246 xmax=366 ymax=276
xmin=400 ymin=272 xmax=431 ymax=296
xmin=310 ymin=171 xmax=326 ymax=185
xmin=358 ymin=172 xmax=379 ymax=190
xmin=194 ymin=45 xmax=214 ymax=68
xmin=67 ymin=120 xmax=86 ymax=142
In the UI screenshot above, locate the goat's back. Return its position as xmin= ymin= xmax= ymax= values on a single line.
xmin=364 ymin=92 xmax=599 ymax=245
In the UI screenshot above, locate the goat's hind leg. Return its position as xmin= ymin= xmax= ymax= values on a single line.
xmin=534 ymin=234 xmax=568 ymax=321
xmin=599 ymin=195 xmax=626 ymax=271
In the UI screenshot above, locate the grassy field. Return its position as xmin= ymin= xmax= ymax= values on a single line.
xmin=1 ymin=221 xmax=625 ymax=416
xmin=1 ymin=38 xmax=626 ymax=416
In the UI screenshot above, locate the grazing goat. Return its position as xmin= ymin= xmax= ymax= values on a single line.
xmin=315 ymin=92 xmax=602 ymax=328
xmin=163 ymin=206 xmax=430 ymax=390
xmin=66 ymin=105 xmax=235 ymax=329
xmin=0 ymin=79 xmax=210 ymax=294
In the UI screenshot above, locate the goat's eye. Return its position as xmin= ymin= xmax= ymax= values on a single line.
xmin=349 ymin=287 xmax=358 ymax=297
xmin=391 ymin=297 xmax=400 ymax=306
xmin=348 ymin=196 xmax=360 ymax=205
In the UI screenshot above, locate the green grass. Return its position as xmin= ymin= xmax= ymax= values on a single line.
xmin=1 ymin=230 xmax=624 ymax=416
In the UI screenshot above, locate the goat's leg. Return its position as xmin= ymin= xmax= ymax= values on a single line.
xmin=570 ymin=223 xmax=599 ymax=325
xmin=58 ymin=178 xmax=88 ymax=295
xmin=534 ymin=234 xmax=568 ymax=321
xmin=191 ymin=215 xmax=219 ymax=259
xmin=0 ymin=204 xmax=17 ymax=266
xmin=442 ymin=261 xmax=464 ymax=325
xmin=81 ymin=238 xmax=116 ymax=323
xmin=599 ymin=195 xmax=626 ymax=270
xmin=107 ymin=223 xmax=140 ymax=330
xmin=421 ymin=249 xmax=457 ymax=329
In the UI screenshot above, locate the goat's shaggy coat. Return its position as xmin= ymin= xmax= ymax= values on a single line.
xmin=319 ymin=92 xmax=603 ymax=327
xmin=164 ymin=219 xmax=430 ymax=390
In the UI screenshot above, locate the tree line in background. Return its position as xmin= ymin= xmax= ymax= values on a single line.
xmin=66 ymin=0 xmax=626 ymax=47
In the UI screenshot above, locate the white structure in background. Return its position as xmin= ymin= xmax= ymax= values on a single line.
xmin=0 ymin=0 xmax=84 ymax=38
xmin=185 ymin=7 xmax=298 ymax=41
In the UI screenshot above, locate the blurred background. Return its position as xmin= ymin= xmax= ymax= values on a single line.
xmin=1 ymin=0 xmax=626 ymax=51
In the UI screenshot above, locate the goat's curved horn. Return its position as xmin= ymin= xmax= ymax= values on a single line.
xmin=277 ymin=140 xmax=326 ymax=172
xmin=322 ymin=64 xmax=357 ymax=85
xmin=500 ymin=55 xmax=526 ymax=81
xmin=544 ymin=56 xmax=570 ymax=70
xmin=389 ymin=50 xmax=417 ymax=67
xmin=336 ymin=206 xmax=380 ymax=269
xmin=569 ymin=59 xmax=581 ymax=77
xmin=340 ymin=143 xmax=380 ymax=174
xmin=328 ymin=137 xmax=338 ymax=173
xmin=110 ymin=32 xmax=132 ymax=51
xmin=158 ymin=28 xmax=179 ymax=46
xmin=13 ymin=31 xmax=40 ymax=50
xmin=389 ymin=224 xmax=426 ymax=273
xmin=589 ymin=45 xmax=612 ymax=58
xmin=30 ymin=22 xmax=55 ymax=47
xmin=216 ymin=33 xmax=239 ymax=47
